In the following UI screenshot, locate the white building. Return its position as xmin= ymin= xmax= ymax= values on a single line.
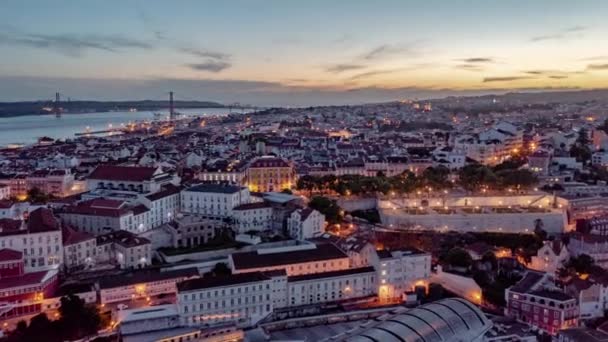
xmin=180 ymin=184 xmax=250 ymax=219
xmin=99 ymin=267 xmax=199 ymax=304
xmin=229 ymin=243 xmax=350 ymax=276
xmin=371 ymin=248 xmax=431 ymax=301
xmin=177 ymin=271 xmax=278 ymax=327
xmin=0 ymin=184 xmax=10 ymax=200
xmin=87 ymin=165 xmax=179 ymax=194
xmin=286 ymin=266 xmax=376 ymax=306
xmin=528 ymin=240 xmax=569 ymax=275
xmin=568 ymin=234 xmax=608 ymax=268
xmin=0 ymin=208 xmax=63 ymax=272
xmin=26 ymin=169 xmax=75 ymax=198
xmin=62 ymin=226 xmax=97 ymax=271
xmin=96 ymin=230 xmax=152 ymax=269
xmin=287 ymin=208 xmax=325 ymax=240
xmin=232 ymin=202 xmax=273 ymax=233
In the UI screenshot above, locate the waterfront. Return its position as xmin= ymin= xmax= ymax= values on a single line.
xmin=0 ymin=108 xmax=246 ymax=147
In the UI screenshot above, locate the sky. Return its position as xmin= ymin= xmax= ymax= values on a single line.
xmin=0 ymin=0 xmax=607 ymax=106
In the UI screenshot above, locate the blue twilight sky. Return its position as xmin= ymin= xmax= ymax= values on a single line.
xmin=0 ymin=0 xmax=607 ymax=106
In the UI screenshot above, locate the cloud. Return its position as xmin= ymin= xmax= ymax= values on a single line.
xmin=187 ymin=61 xmax=232 ymax=72
xmin=361 ymin=43 xmax=419 ymax=60
xmin=325 ymin=64 xmax=366 ymax=73
xmin=179 ymin=47 xmax=232 ymax=73
xmin=459 ymin=57 xmax=494 ymax=63
xmin=548 ymin=75 xmax=568 ymax=79
xmin=179 ymin=47 xmax=230 ymax=61
xmin=587 ymin=64 xmax=608 ymax=71
xmin=531 ymin=26 xmax=587 ymax=42
xmin=454 ymin=64 xmax=484 ymax=72
xmin=580 ymin=56 xmax=608 ymax=61
xmin=0 ymin=31 xmax=153 ymax=57
xmin=348 ymin=69 xmax=401 ymax=80
xmin=483 ymin=76 xmax=535 ymax=83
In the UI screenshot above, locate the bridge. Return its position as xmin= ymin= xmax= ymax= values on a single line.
xmin=49 ymin=91 xmax=263 ymax=119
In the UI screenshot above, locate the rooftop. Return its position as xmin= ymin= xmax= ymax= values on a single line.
xmin=89 ymin=165 xmax=159 ymax=182
xmin=231 ymin=243 xmax=347 ymax=271
xmin=288 ymin=266 xmax=375 ymax=282
xmin=177 ymin=271 xmax=277 ymax=292
xmin=185 ymin=183 xmax=245 ymax=194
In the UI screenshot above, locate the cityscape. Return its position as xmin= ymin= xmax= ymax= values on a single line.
xmin=1 ymin=1 xmax=608 ymax=342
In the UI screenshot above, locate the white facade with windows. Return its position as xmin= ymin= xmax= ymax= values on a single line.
xmin=286 ymin=267 xmax=376 ymax=306
xmin=177 ymin=272 xmax=277 ymax=327
xmin=287 ymin=208 xmax=325 ymax=240
xmin=180 ymin=184 xmax=250 ymax=219
xmin=371 ymin=248 xmax=431 ymax=301
xmin=232 ymin=203 xmax=273 ymax=233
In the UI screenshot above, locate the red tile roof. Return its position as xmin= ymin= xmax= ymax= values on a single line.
xmin=27 ymin=208 xmax=61 ymax=233
xmin=0 ymin=270 xmax=54 ymax=291
xmin=0 ymin=248 xmax=23 ymax=262
xmin=88 ymin=165 xmax=158 ymax=182
xmin=62 ymin=226 xmax=94 ymax=246
xmin=249 ymin=157 xmax=290 ymax=168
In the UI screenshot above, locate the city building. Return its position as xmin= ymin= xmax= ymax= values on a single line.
xmin=96 ymin=230 xmax=152 ymax=269
xmin=61 ymin=226 xmax=97 ymax=271
xmin=99 ymin=267 xmax=199 ymax=304
xmin=245 ymin=156 xmax=294 ymax=192
xmin=177 ymin=271 xmax=278 ymax=327
xmin=0 ymin=208 xmax=63 ymax=272
xmin=232 ymin=202 xmax=273 ymax=233
xmin=229 ymin=243 xmax=350 ymax=276
xmin=180 ymin=184 xmax=251 ymax=219
xmin=506 ymin=271 xmax=578 ymax=335
xmin=286 ymin=207 xmax=325 ymax=240
xmin=286 ymin=266 xmax=376 ymax=306
xmin=370 ymin=248 xmax=431 ymax=301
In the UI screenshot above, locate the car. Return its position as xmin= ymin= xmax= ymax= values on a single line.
xmin=117 ymin=304 xmax=129 ymax=310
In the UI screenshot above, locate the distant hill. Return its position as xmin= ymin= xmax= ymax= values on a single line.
xmin=436 ymin=88 xmax=608 ymax=105
xmin=0 ymin=100 xmax=226 ymax=117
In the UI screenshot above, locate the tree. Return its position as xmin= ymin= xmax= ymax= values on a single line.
xmin=420 ymin=166 xmax=451 ymax=190
xmin=308 ymin=196 xmax=343 ymax=224
xmin=296 ymin=175 xmax=317 ymax=195
xmin=26 ymin=187 xmax=51 ymax=203
xmin=496 ymin=169 xmax=538 ymax=189
xmin=576 ymin=127 xmax=591 ymax=146
xmin=567 ymin=254 xmax=595 ymax=274
xmin=58 ymin=294 xmax=101 ymax=340
xmin=210 ymin=262 xmax=232 ymax=276
xmin=570 ymin=144 xmax=592 ymax=163
xmin=445 ymin=247 xmax=473 ymax=269
xmin=458 ymin=165 xmax=497 ymax=192
xmin=533 ymin=219 xmax=547 ymax=240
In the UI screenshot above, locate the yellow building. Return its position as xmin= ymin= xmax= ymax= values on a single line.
xmin=245 ymin=156 xmax=294 ymax=192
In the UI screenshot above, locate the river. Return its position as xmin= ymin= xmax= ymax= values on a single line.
xmin=0 ymin=108 xmax=247 ymax=147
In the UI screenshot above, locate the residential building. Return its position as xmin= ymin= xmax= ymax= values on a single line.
xmin=177 ymin=271 xmax=278 ymax=327
xmin=286 ymin=266 xmax=376 ymax=307
xmin=229 ymin=243 xmax=350 ymax=276
xmin=99 ymin=267 xmax=199 ymax=304
xmin=180 ymin=183 xmax=250 ymax=219
xmin=62 ymin=226 xmax=97 ymax=271
xmin=370 ymin=248 xmax=431 ymax=301
xmin=528 ymin=240 xmax=569 ymax=275
xmin=232 ymin=202 xmax=273 ymax=233
xmin=0 ymin=208 xmax=63 ymax=272
xmin=96 ymin=230 xmax=152 ymax=269
xmin=245 ymin=156 xmax=294 ymax=192
xmin=506 ymin=271 xmax=578 ymax=335
xmin=286 ymin=207 xmax=325 ymax=240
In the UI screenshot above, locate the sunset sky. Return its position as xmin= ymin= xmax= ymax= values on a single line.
xmin=1 ymin=0 xmax=607 ymax=105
